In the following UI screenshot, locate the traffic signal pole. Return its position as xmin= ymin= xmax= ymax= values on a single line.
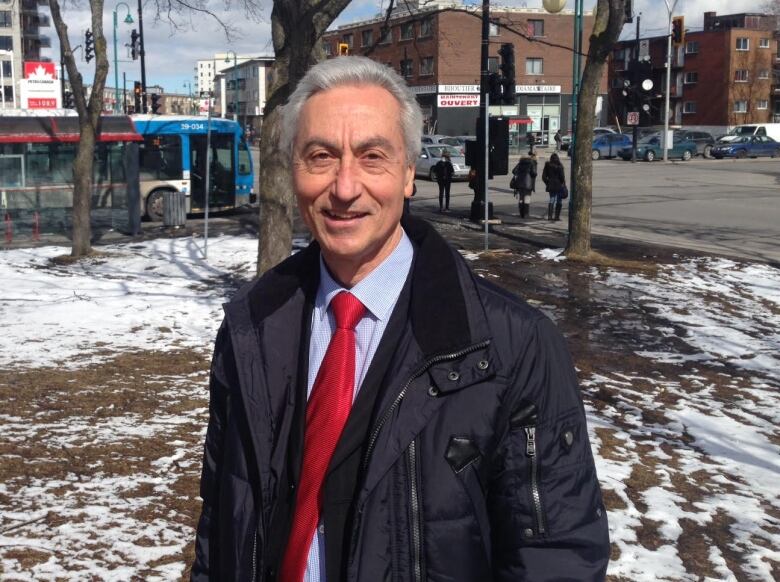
xmin=662 ymin=0 xmax=678 ymax=162
xmin=137 ymin=0 xmax=148 ymax=113
xmin=632 ymin=14 xmax=640 ymax=163
xmin=480 ymin=0 xmax=490 ymax=250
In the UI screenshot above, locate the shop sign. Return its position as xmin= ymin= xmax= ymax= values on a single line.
xmin=517 ymin=85 xmax=562 ymax=94
xmin=438 ymin=94 xmax=480 ymax=108
xmin=411 ymin=85 xmax=437 ymax=95
xmin=438 ymin=84 xmax=480 ymax=94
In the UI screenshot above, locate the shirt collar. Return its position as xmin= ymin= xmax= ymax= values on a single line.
xmin=316 ymin=229 xmax=414 ymax=322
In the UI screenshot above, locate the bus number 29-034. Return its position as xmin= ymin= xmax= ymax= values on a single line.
xmin=179 ymin=123 xmax=206 ymax=131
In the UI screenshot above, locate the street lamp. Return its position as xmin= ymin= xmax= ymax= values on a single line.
xmin=224 ymin=50 xmax=238 ymax=123
xmin=112 ymin=2 xmax=133 ymax=113
xmin=183 ymin=81 xmax=192 ymax=114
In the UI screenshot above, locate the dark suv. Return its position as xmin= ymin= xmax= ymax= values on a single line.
xmin=678 ymin=130 xmax=715 ymax=158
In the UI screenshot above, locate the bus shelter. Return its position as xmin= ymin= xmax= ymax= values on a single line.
xmin=0 ymin=115 xmax=142 ymax=243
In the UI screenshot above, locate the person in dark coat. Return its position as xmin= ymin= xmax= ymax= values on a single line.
xmin=192 ymin=56 xmax=610 ymax=582
xmin=433 ymin=151 xmax=454 ymax=211
xmin=511 ymin=151 xmax=537 ymax=218
xmin=542 ymin=152 xmax=567 ymax=221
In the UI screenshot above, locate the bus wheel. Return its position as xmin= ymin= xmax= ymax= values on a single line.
xmin=145 ymin=190 xmax=167 ymax=222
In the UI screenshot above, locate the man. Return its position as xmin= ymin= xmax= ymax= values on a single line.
xmin=553 ymin=129 xmax=563 ymax=152
xmin=433 ymin=151 xmax=454 ymax=212
xmin=192 ymin=56 xmax=610 ymax=582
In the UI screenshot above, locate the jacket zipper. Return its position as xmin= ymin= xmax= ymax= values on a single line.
xmin=348 ymin=340 xmax=492 ymax=568
xmin=251 ymin=525 xmax=258 ymax=581
xmin=524 ymin=425 xmax=546 ymax=535
xmin=407 ymin=439 xmax=424 ymax=582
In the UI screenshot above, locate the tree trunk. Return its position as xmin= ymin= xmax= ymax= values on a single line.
xmin=49 ymin=0 xmax=109 ymax=257
xmin=565 ymin=0 xmax=628 ymax=259
xmin=256 ymin=0 xmax=351 ymax=275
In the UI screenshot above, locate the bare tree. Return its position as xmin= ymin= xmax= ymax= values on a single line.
xmin=256 ymin=0 xmax=352 ymax=275
xmin=49 ymin=0 xmax=109 ymax=257
xmin=565 ymin=0 xmax=627 ymax=259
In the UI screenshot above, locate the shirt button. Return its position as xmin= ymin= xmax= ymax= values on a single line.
xmin=318 ymin=524 xmax=325 ymax=534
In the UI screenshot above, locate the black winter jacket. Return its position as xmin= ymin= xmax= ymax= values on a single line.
xmin=192 ymin=216 xmax=610 ymax=582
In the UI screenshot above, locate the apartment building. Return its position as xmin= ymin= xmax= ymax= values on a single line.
xmin=608 ymin=11 xmax=778 ymax=132
xmin=0 ymin=0 xmax=51 ymax=106
xmin=322 ymin=0 xmax=606 ymax=145
xmin=213 ymin=56 xmax=274 ymax=133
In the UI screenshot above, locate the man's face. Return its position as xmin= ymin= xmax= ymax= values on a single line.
xmin=292 ymin=84 xmax=415 ymax=285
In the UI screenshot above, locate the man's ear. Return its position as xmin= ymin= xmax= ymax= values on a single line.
xmin=403 ymin=164 xmax=415 ymax=199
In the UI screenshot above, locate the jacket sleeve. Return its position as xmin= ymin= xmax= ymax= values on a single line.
xmin=191 ymin=321 xmax=236 ymax=581
xmin=541 ymin=163 xmax=549 ymax=185
xmin=489 ymin=316 xmax=610 ymax=582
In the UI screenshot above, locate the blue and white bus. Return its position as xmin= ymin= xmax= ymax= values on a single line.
xmin=131 ymin=115 xmax=255 ymax=221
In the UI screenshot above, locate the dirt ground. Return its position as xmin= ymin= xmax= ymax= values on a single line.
xmin=1 ymin=212 xmax=777 ymax=580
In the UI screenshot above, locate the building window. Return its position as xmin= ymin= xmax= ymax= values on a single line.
xmin=343 ymin=33 xmax=353 ymax=48
xmin=2 ymin=61 xmax=10 ymax=76
xmin=324 ymin=42 xmax=333 ymax=56
xmin=525 ymin=58 xmax=543 ymax=75
xmin=684 ymin=72 xmax=698 ymax=84
xmin=0 ymin=35 xmax=11 ymax=51
xmin=379 ymin=28 xmax=391 ymax=44
xmin=399 ymin=22 xmax=414 ymax=41
xmin=400 ymin=59 xmax=413 ymax=78
xmin=420 ymin=56 xmax=434 ymax=76
xmin=758 ymin=69 xmax=769 ymax=79
xmin=0 ymin=11 xmax=12 ymax=27
xmin=685 ymin=41 xmax=699 ymax=54
xmin=527 ymin=19 xmax=544 ymax=37
xmin=361 ymin=29 xmax=373 ymax=47
xmin=683 ymin=101 xmax=696 ymax=114
xmin=759 ymin=38 xmax=770 ymax=48
xmin=489 ymin=22 xmax=499 ymax=36
xmin=734 ymin=69 xmax=749 ymax=82
xmin=757 ymin=99 xmax=768 ymax=109
xmin=419 ymin=17 xmax=433 ymax=38
xmin=488 ymin=56 xmax=498 ymax=73
xmin=736 ymin=37 xmax=749 ymax=51
xmin=734 ymin=100 xmax=747 ymax=113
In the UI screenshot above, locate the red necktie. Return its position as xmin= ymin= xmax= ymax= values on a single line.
xmin=280 ymin=291 xmax=366 ymax=582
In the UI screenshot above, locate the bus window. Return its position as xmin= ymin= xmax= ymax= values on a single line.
xmin=139 ymin=134 xmax=182 ymax=180
xmin=50 ymin=144 xmax=78 ymax=185
xmin=0 ymin=155 xmax=23 ymax=187
xmin=238 ymin=142 xmax=251 ymax=176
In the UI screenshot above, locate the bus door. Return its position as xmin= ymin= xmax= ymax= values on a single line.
xmin=189 ymin=133 xmax=236 ymax=211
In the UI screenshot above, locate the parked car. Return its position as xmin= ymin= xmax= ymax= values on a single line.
xmin=710 ymin=135 xmax=780 ymax=159
xmin=575 ymin=133 xmax=632 ymax=160
xmin=561 ymin=126 xmax=618 ymax=151
xmin=415 ymin=145 xmax=470 ymax=181
xmin=438 ymin=135 xmax=474 ymax=154
xmin=677 ymin=130 xmax=715 ymax=158
xmin=716 ymin=123 xmax=780 ymax=144
xmin=421 ymin=134 xmax=451 ymax=145
xmin=618 ymin=135 xmax=697 ymax=161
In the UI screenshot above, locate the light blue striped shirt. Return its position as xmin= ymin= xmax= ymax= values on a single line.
xmin=303 ymin=229 xmax=414 ymax=582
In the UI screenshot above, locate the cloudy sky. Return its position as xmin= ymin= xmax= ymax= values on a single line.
xmin=41 ymin=0 xmax=764 ymax=94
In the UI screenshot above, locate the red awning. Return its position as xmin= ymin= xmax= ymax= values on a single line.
xmin=0 ymin=115 xmax=143 ymax=143
xmin=509 ymin=117 xmax=533 ymax=126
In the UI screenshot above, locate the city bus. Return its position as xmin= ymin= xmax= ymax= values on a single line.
xmin=0 ymin=111 xmax=143 ymax=239
xmin=131 ymin=115 xmax=255 ymax=221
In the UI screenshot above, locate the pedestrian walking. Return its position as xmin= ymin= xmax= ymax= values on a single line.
xmin=192 ymin=55 xmax=609 ymax=582
xmin=554 ymin=129 xmax=562 ymax=151
xmin=511 ymin=151 xmax=537 ymax=219
xmin=542 ymin=152 xmax=568 ymax=221
xmin=434 ymin=151 xmax=454 ymax=211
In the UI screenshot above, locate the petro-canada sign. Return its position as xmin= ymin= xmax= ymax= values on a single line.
xmin=20 ymin=62 xmax=61 ymax=109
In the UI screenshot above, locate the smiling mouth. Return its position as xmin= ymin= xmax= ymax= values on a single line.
xmin=324 ymin=210 xmax=367 ymax=220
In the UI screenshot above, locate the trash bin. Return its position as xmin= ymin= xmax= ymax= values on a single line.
xmin=163 ymin=190 xmax=187 ymax=227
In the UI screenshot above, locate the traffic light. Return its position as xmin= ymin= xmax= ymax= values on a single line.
xmin=84 ymin=29 xmax=94 ymax=63
xmin=63 ymin=91 xmax=75 ymax=108
xmin=498 ymin=43 xmax=516 ymax=105
xmin=672 ymin=16 xmax=684 ymax=45
xmin=487 ymin=72 xmax=502 ymax=103
xmin=338 ymin=43 xmax=349 ymax=56
xmin=130 ymin=29 xmax=140 ymax=60
xmin=150 ymin=93 xmax=161 ymax=114
xmin=133 ymin=81 xmax=142 ymax=113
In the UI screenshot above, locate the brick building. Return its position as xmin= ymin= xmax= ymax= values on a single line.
xmin=322 ymin=1 xmax=606 ymax=147
xmin=608 ymin=11 xmax=778 ymax=133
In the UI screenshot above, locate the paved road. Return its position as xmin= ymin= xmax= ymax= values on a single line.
xmin=410 ymin=154 xmax=780 ymax=264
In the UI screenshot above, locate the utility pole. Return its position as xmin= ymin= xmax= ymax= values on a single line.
xmin=137 ymin=0 xmax=148 ymax=113
xmin=480 ymin=0 xmax=490 ymax=249
xmin=662 ymin=0 xmax=678 ymax=162
xmin=632 ymin=13 xmax=640 ymax=163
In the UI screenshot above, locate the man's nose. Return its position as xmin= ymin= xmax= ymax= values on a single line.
xmin=333 ymin=157 xmax=360 ymax=201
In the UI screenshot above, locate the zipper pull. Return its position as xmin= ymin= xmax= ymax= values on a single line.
xmin=524 ymin=426 xmax=536 ymax=457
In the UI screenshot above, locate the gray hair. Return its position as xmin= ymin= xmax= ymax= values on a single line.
xmin=279 ymin=56 xmax=423 ymax=165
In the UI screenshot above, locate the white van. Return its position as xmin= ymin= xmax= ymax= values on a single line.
xmin=717 ymin=123 xmax=780 ymax=143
